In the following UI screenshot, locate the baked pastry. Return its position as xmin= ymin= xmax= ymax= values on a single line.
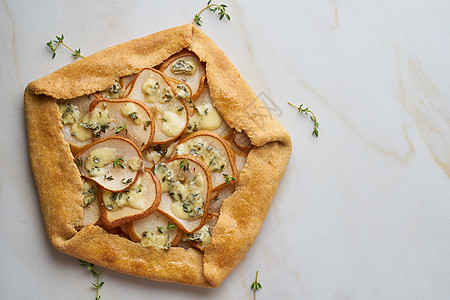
xmin=25 ymin=23 xmax=291 ymax=287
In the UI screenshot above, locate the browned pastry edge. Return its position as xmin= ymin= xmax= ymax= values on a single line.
xmin=25 ymin=23 xmax=292 ymax=287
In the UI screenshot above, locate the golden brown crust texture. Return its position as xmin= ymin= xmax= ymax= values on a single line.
xmin=25 ymin=23 xmax=292 ymax=287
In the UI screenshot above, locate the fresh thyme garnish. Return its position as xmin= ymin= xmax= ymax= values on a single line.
xmin=193 ymin=0 xmax=230 ymax=26
xmin=113 ymin=157 xmax=125 ymax=169
xmin=222 ymin=173 xmax=236 ymax=184
xmin=250 ymin=270 xmax=262 ymax=300
xmin=46 ymin=34 xmax=85 ymax=59
xmin=288 ymin=102 xmax=319 ymax=137
xmin=75 ymin=157 xmax=83 ymax=167
xmin=121 ymin=178 xmax=132 ymax=184
xmin=104 ymin=175 xmax=114 ymax=181
xmin=115 ymin=124 xmax=127 ymax=135
xmin=167 ymin=222 xmax=176 ymax=230
xmin=179 ymin=158 xmax=190 ymax=171
xmin=157 ymin=226 xmax=164 ymax=233
xmin=78 ymin=259 xmax=104 ymax=300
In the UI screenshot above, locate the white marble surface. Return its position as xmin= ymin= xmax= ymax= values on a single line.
xmin=1 ymin=0 xmax=449 ymax=299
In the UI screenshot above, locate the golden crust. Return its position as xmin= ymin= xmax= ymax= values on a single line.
xmin=25 ymin=23 xmax=291 ymax=287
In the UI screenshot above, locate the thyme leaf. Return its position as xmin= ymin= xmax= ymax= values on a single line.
xmin=192 ymin=1 xmax=230 ymax=27
xmin=288 ymin=102 xmax=319 ymax=137
xmin=78 ymin=259 xmax=103 ymax=300
xmin=250 ymin=270 xmax=262 ymax=300
xmin=115 ymin=124 xmax=127 ymax=135
xmin=167 ymin=222 xmax=176 ymax=230
xmin=179 ymin=158 xmax=190 ymax=171
xmin=113 ymin=157 xmax=125 ymax=169
xmin=46 ymin=34 xmax=85 ymax=59
xmin=222 ymin=173 xmax=236 ymax=184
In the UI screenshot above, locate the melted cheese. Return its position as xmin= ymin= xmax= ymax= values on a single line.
xmin=160 ymin=110 xmax=185 ymax=137
xmin=84 ymin=147 xmax=116 ymax=177
xmin=103 ymin=177 xmax=145 ymax=211
xmin=175 ymin=138 xmax=227 ymax=172
xmin=186 ymin=104 xmax=222 ymax=133
xmin=127 ymin=156 xmax=141 ymax=172
xmin=153 ymin=161 xmax=206 ymax=220
xmin=70 ymin=122 xmax=93 ymax=142
xmin=59 ymin=103 xmax=81 ymax=125
xmin=183 ymin=224 xmax=212 ymax=248
xmin=140 ymin=232 xmax=170 ymax=250
xmin=171 ymin=59 xmax=197 ymax=76
xmin=81 ymin=180 xmax=97 ymax=207
xmin=121 ymin=103 xmax=141 ymax=124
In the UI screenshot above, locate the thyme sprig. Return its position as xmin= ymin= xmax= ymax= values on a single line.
xmin=193 ymin=0 xmax=230 ymax=26
xmin=179 ymin=158 xmax=190 ymax=171
xmin=288 ymin=102 xmax=319 ymax=137
xmin=113 ymin=157 xmax=125 ymax=169
xmin=250 ymin=270 xmax=262 ymax=300
xmin=115 ymin=124 xmax=128 ymax=135
xmin=223 ymin=173 xmax=236 ymax=184
xmin=78 ymin=259 xmax=104 ymax=300
xmin=46 ymin=34 xmax=85 ymax=59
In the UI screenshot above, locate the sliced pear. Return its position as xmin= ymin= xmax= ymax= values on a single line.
xmin=89 ymin=98 xmax=155 ymax=151
xmin=127 ymin=68 xmax=188 ymax=143
xmin=127 ymin=211 xmax=182 ymax=249
xmin=159 ymin=49 xmax=206 ymax=101
xmin=173 ymin=131 xmax=238 ymax=193
xmin=143 ymin=141 xmax=179 ymax=170
xmin=81 ymin=178 xmax=101 ymax=226
xmin=167 ymin=77 xmax=195 ymax=116
xmin=119 ymin=74 xmax=137 ymax=98
xmin=183 ymin=214 xmax=218 ymax=251
xmin=98 ymin=169 xmax=161 ymax=229
xmin=58 ymin=95 xmax=94 ymax=155
xmin=232 ymin=131 xmax=252 ymax=151
xmin=154 ymin=155 xmax=212 ymax=233
xmin=185 ymin=87 xmax=232 ymax=137
xmin=75 ymin=136 xmax=143 ymax=192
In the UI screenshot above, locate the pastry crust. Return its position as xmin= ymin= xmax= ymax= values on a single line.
xmin=25 ymin=23 xmax=291 ymax=287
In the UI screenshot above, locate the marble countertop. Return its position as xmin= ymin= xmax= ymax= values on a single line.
xmin=1 ymin=0 xmax=449 ymax=299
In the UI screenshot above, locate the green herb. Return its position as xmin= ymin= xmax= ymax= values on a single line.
xmin=104 ymin=175 xmax=114 ymax=181
xmin=113 ymin=157 xmax=125 ymax=169
xmin=75 ymin=157 xmax=83 ymax=167
xmin=250 ymin=270 xmax=262 ymax=300
xmin=288 ymin=102 xmax=319 ymax=137
xmin=78 ymin=259 xmax=104 ymax=300
xmin=121 ymin=178 xmax=132 ymax=184
xmin=144 ymin=120 xmax=151 ymax=130
xmin=46 ymin=34 xmax=85 ymax=59
xmin=193 ymin=1 xmax=230 ymax=27
xmin=222 ymin=173 xmax=236 ymax=184
xmin=115 ymin=124 xmax=127 ymax=135
xmin=157 ymin=226 xmax=164 ymax=233
xmin=167 ymin=222 xmax=176 ymax=230
xmin=179 ymin=158 xmax=190 ymax=171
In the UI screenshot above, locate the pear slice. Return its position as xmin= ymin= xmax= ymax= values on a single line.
xmin=183 ymin=214 xmax=218 ymax=251
xmin=127 ymin=68 xmax=189 ymax=144
xmin=58 ymin=95 xmax=94 ymax=155
xmin=89 ymin=98 xmax=155 ymax=151
xmin=159 ymin=49 xmax=206 ymax=101
xmin=185 ymin=87 xmax=232 ymax=137
xmin=173 ymin=131 xmax=238 ymax=193
xmin=98 ymin=169 xmax=161 ymax=229
xmin=119 ymin=74 xmax=137 ymax=98
xmin=232 ymin=131 xmax=252 ymax=151
xmin=75 ymin=136 xmax=143 ymax=192
xmin=167 ymin=77 xmax=195 ymax=116
xmin=154 ymin=155 xmax=212 ymax=233
xmin=81 ymin=178 xmax=101 ymax=226
xmin=127 ymin=211 xmax=182 ymax=249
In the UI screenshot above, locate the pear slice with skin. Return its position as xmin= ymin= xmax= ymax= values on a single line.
xmin=98 ymin=169 xmax=161 ymax=229
xmin=119 ymin=74 xmax=137 ymax=98
xmin=232 ymin=130 xmax=252 ymax=152
xmin=127 ymin=68 xmax=189 ymax=144
xmin=167 ymin=77 xmax=195 ymax=116
xmin=155 ymin=155 xmax=212 ymax=233
xmin=58 ymin=95 xmax=94 ymax=155
xmin=183 ymin=214 xmax=218 ymax=251
xmin=89 ymin=98 xmax=155 ymax=152
xmin=126 ymin=211 xmax=182 ymax=247
xmin=159 ymin=49 xmax=206 ymax=101
xmin=143 ymin=141 xmax=179 ymax=170
xmin=75 ymin=136 xmax=143 ymax=192
xmin=173 ymin=130 xmax=238 ymax=193
xmin=185 ymin=86 xmax=232 ymax=137
xmin=81 ymin=178 xmax=100 ymax=226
